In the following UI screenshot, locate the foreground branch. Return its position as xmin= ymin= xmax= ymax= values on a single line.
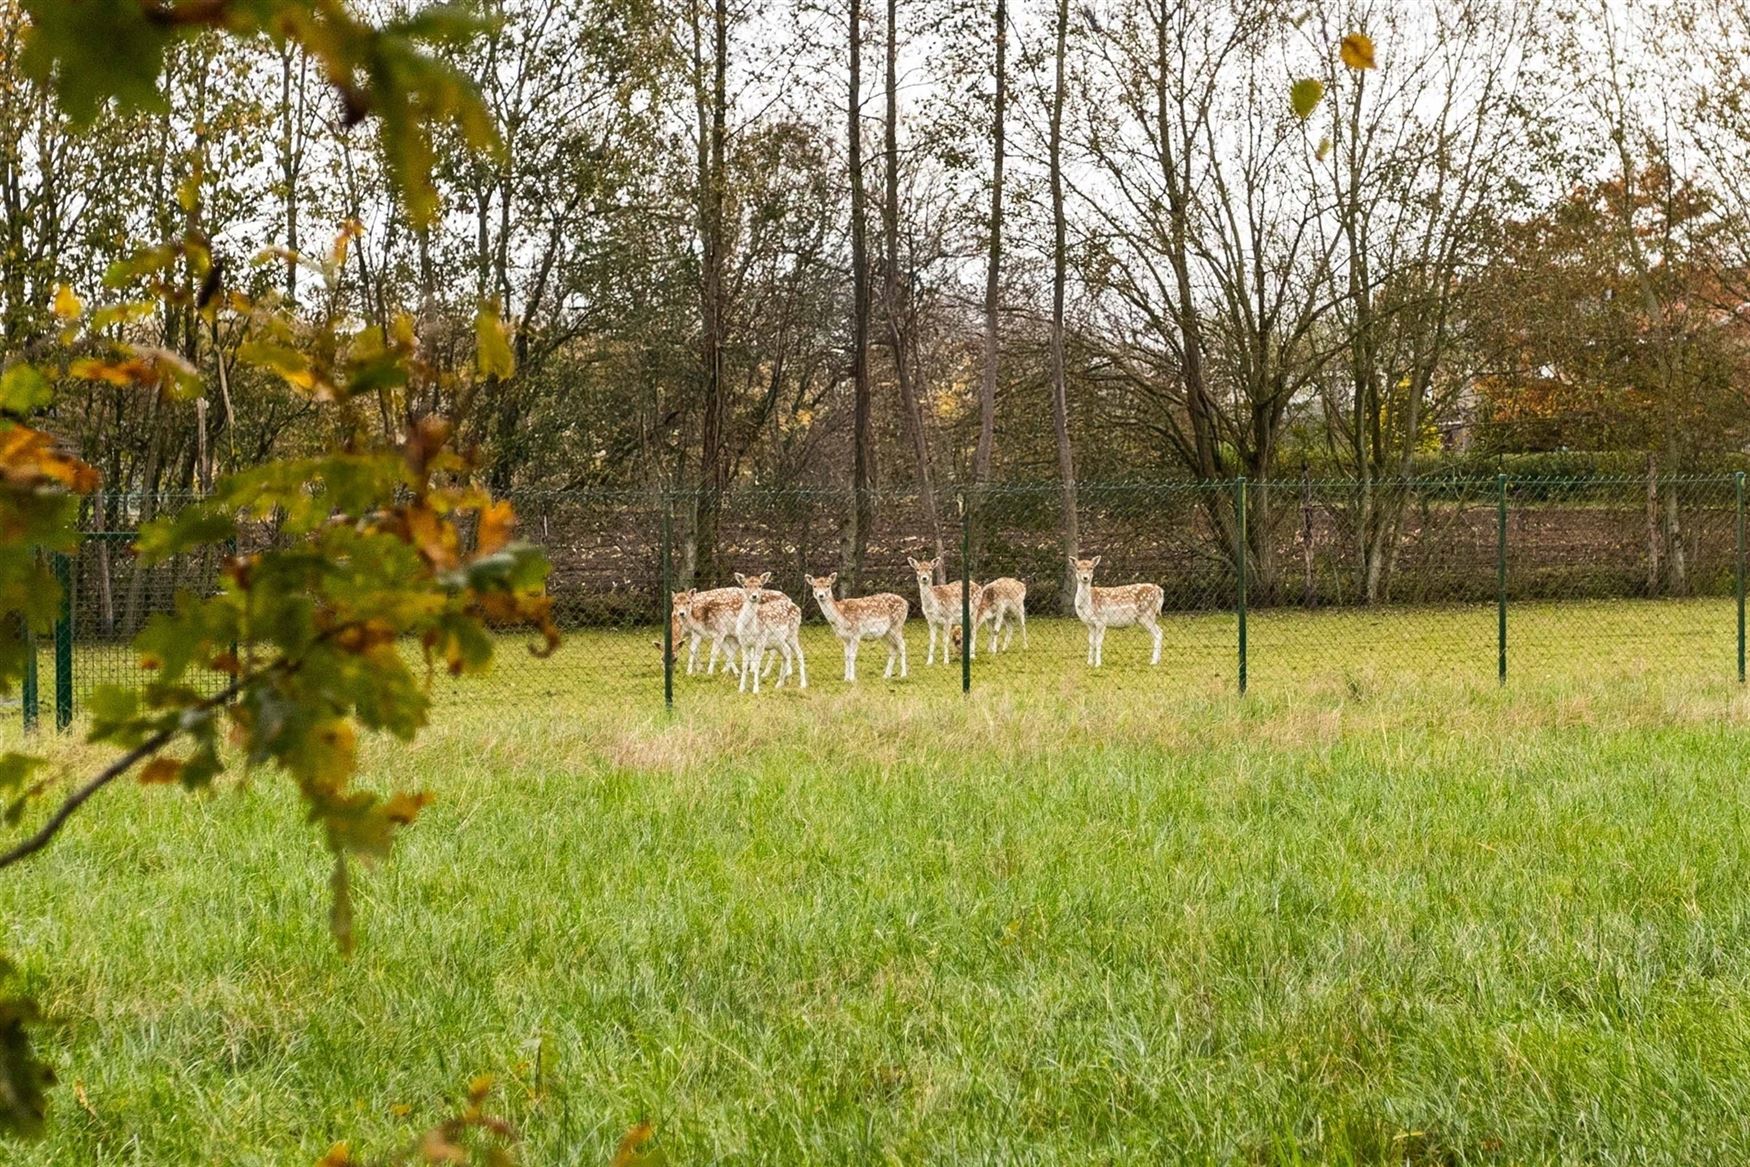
xmin=0 ymin=671 xmax=254 ymax=872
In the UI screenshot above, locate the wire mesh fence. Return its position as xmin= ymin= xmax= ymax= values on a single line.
xmin=17 ymin=473 xmax=1750 ymax=726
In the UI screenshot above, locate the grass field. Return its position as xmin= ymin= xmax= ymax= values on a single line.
xmin=7 ymin=600 xmax=1750 ymax=1163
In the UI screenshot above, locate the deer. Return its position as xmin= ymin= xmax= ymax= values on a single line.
xmin=970 ymin=577 xmax=1027 ymax=655
xmin=907 ymin=556 xmax=977 ymax=665
xmin=1069 ymin=555 xmax=1164 ymax=667
xmin=805 ymin=572 xmax=909 ymax=682
xmin=668 ymin=586 xmax=762 ymax=677
xmin=731 ymin=572 xmax=807 ymax=692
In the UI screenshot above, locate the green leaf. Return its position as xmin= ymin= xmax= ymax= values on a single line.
xmin=0 ymin=957 xmax=52 ymax=1140
xmin=20 ymin=0 xmax=169 ymax=123
xmin=1290 ymin=78 xmax=1326 ymax=121
xmin=0 ymin=367 xmax=51 ymax=417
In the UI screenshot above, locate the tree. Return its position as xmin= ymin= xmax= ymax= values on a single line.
xmin=1046 ymin=0 xmax=1078 ymax=608
xmin=883 ymin=0 xmax=946 ymax=574
xmin=970 ymin=0 xmax=1005 ymax=546
xmin=846 ymin=0 xmax=875 ymax=589
xmin=0 ymin=3 xmax=554 ymax=1148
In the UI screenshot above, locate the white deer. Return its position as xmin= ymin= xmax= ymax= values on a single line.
xmin=805 ymin=572 xmax=909 ymax=681
xmin=971 ymin=577 xmax=1028 ymax=655
xmin=907 ymin=556 xmax=977 ymax=665
xmin=1069 ymin=555 xmax=1164 ymax=667
xmin=731 ymin=572 xmax=807 ymax=692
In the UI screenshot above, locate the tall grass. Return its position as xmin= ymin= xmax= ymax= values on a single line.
xmin=6 ymin=602 xmax=1750 ymax=1163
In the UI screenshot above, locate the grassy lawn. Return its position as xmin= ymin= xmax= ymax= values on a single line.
xmin=6 ymin=600 xmax=1750 ymax=1163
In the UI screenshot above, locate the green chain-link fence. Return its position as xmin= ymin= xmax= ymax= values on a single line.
xmin=19 ymin=473 xmax=1750 ymax=727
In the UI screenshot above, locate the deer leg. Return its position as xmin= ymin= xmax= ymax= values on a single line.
xmin=845 ymin=637 xmax=857 ymax=683
xmin=793 ymin=632 xmax=807 ymax=689
xmin=926 ymin=622 xmax=938 ymax=666
xmin=1147 ymin=617 xmax=1162 ymax=666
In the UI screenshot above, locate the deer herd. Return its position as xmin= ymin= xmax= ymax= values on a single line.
xmin=667 ymin=554 xmax=1167 ymax=692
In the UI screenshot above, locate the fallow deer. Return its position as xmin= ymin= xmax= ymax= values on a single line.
xmin=805 ymin=572 xmax=908 ymax=681
xmin=669 ymin=586 xmax=758 ymax=676
xmin=1069 ymin=555 xmax=1164 ymax=667
xmin=971 ymin=577 xmax=1027 ymax=655
xmin=907 ymin=556 xmax=977 ymax=665
xmin=731 ymin=572 xmax=807 ymax=692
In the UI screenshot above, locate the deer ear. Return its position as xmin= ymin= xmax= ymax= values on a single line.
xmin=906 ymin=557 xmax=919 ymax=570
xmin=1090 ymin=555 xmax=1102 ymax=568
xmin=1066 ymin=555 xmax=1077 ymax=567
xmin=758 ymin=572 xmax=772 ymax=586
xmin=734 ymin=572 xmax=747 ymax=586
xmin=826 ymin=572 xmax=838 ymax=586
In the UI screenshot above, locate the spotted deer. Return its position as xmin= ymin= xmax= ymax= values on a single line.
xmin=805 ymin=572 xmax=908 ymax=682
xmin=670 ymin=585 xmax=783 ymax=677
xmin=731 ymin=572 xmax=807 ymax=692
xmin=971 ymin=577 xmax=1027 ymax=655
xmin=1069 ymin=555 xmax=1164 ymax=666
xmin=907 ymin=556 xmax=977 ymax=665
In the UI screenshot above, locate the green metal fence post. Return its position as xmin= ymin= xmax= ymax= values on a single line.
xmin=53 ymin=552 xmax=72 ymax=730
xmin=1235 ymin=476 xmax=1248 ymax=695
xmin=961 ymin=489 xmax=972 ymax=696
xmin=20 ymin=616 xmax=36 ymax=734
xmin=661 ymin=494 xmax=674 ymax=711
xmin=1497 ymin=472 xmax=1508 ymax=687
xmin=1737 ymin=471 xmax=1745 ymax=683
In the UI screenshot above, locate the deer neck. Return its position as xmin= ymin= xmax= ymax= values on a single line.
xmin=817 ymin=592 xmax=848 ymax=632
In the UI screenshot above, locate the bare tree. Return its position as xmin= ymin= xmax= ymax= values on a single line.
xmin=885 ymin=0 xmax=946 ymax=574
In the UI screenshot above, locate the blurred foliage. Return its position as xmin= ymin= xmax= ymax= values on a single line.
xmin=0 ymin=1 xmax=551 ymax=1148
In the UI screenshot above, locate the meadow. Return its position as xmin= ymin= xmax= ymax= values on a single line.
xmin=7 ymin=600 xmax=1750 ymax=1163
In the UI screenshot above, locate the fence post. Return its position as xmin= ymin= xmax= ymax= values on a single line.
xmin=53 ymin=552 xmax=72 ymax=730
xmin=961 ymin=489 xmax=971 ymax=696
xmin=21 ymin=616 xmax=36 ymax=734
xmin=1737 ymin=471 xmax=1745 ymax=684
xmin=1235 ymin=476 xmax=1248 ymax=695
xmin=661 ymin=494 xmax=674 ymax=711
xmin=1496 ymin=472 xmax=1508 ymax=687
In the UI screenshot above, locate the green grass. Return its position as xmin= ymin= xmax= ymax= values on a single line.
xmin=7 ymin=600 xmax=1750 ymax=1163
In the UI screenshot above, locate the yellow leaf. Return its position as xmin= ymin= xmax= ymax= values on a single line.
xmin=1340 ymin=33 xmax=1376 ymax=70
xmin=611 ymin=1121 xmax=657 ymax=1167
xmin=176 ymin=168 xmax=202 ymax=214
xmin=314 ymin=1142 xmax=354 ymax=1167
xmin=51 ymin=284 xmax=83 ymax=321
xmin=1316 ymin=136 xmax=1333 ymax=161
xmin=476 ymin=499 xmax=516 ymax=556
xmin=475 ymin=303 xmax=515 ymax=380
xmin=1290 ymin=78 xmax=1325 ymax=120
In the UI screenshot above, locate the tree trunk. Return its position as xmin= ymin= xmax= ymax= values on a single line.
xmin=1048 ymin=0 xmax=1078 ymax=613
xmin=971 ymin=0 xmax=1005 ymax=562
xmin=885 ymin=0 xmax=944 ymax=575
xmin=844 ymin=0 xmax=875 ymax=592
xmin=1300 ymin=466 xmax=1316 ymax=607
xmin=693 ymin=0 xmax=730 ymax=584
xmin=1645 ymin=454 xmax=1663 ymax=595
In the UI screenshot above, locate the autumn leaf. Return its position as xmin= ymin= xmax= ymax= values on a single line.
xmin=476 ymin=302 xmax=515 ymax=380
xmin=50 ymin=283 xmax=82 ymax=321
xmin=1316 ymin=136 xmax=1333 ymax=161
xmin=1340 ymin=33 xmax=1376 ymax=70
xmin=612 ymin=1121 xmax=659 ymax=1167
xmin=476 ymin=499 xmax=515 ymax=557
xmin=1290 ymin=78 xmax=1325 ymax=121
xmin=138 ymin=757 xmax=182 ymax=786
